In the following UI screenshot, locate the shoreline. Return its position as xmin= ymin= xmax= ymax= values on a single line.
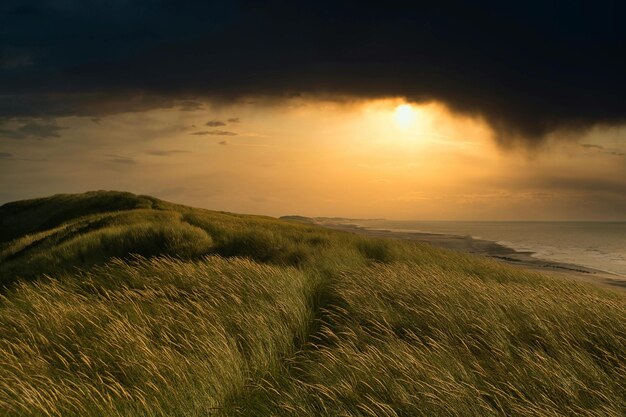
xmin=318 ymin=222 xmax=626 ymax=292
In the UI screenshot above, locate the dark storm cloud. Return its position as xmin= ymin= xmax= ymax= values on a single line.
xmin=227 ymin=118 xmax=240 ymax=124
xmin=218 ymin=140 xmax=228 ymax=145
xmin=0 ymin=46 xmax=33 ymax=70
xmin=0 ymin=152 xmax=12 ymax=159
xmin=1 ymin=1 xmax=625 ymax=144
xmin=0 ymin=121 xmax=67 ymax=139
xmin=179 ymin=101 xmax=205 ymax=111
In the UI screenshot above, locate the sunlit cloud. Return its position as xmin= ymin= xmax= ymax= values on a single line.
xmin=0 ymin=98 xmax=624 ymax=220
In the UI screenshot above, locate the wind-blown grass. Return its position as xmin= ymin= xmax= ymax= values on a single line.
xmin=0 ymin=191 xmax=623 ymax=416
xmin=245 ymin=263 xmax=625 ymax=416
xmin=0 ymin=256 xmax=310 ymax=416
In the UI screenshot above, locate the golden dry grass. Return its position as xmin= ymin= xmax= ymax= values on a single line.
xmin=0 ymin=191 xmax=624 ymax=416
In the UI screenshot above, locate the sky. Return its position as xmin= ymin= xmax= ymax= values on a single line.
xmin=1 ymin=1 xmax=625 ymax=220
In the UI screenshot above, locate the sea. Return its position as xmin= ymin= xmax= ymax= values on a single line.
xmin=352 ymin=221 xmax=626 ymax=278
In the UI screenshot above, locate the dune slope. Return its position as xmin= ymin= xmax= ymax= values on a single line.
xmin=0 ymin=191 xmax=624 ymax=416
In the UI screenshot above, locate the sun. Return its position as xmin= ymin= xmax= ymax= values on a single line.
xmin=394 ymin=104 xmax=416 ymax=129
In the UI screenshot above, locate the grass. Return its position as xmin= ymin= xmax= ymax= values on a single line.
xmin=0 ymin=256 xmax=311 ymax=416
xmin=0 ymin=191 xmax=624 ymax=416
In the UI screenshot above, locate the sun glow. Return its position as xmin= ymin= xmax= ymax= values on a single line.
xmin=394 ymin=104 xmax=416 ymax=129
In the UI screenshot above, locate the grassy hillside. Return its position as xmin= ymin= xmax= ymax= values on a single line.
xmin=0 ymin=191 xmax=624 ymax=416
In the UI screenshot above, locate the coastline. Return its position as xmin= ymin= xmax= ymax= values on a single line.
xmin=318 ymin=221 xmax=626 ymax=292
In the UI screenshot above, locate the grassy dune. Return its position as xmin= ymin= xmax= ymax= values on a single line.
xmin=0 ymin=191 xmax=624 ymax=416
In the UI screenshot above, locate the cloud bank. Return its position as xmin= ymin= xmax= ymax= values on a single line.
xmin=1 ymin=1 xmax=625 ymax=145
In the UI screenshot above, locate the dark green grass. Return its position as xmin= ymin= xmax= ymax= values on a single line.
xmin=0 ymin=191 xmax=624 ymax=416
xmin=0 ymin=191 xmax=174 ymax=243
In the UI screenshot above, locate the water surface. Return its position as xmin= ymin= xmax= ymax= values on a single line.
xmin=354 ymin=221 xmax=626 ymax=278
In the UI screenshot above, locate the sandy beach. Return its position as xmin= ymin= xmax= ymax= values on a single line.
xmin=318 ymin=221 xmax=626 ymax=292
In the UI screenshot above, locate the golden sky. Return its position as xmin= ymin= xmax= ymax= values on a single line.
xmin=1 ymin=98 xmax=625 ymax=220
